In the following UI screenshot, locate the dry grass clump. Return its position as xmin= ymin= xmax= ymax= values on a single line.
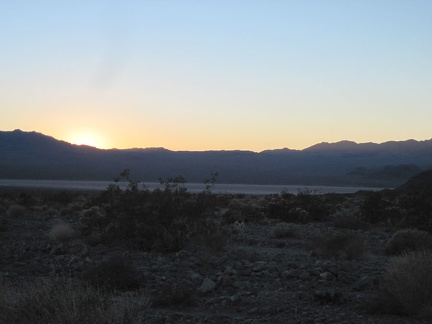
xmin=367 ymin=249 xmax=432 ymax=320
xmin=0 ymin=276 xmax=148 ymax=324
xmin=48 ymin=221 xmax=74 ymax=242
xmin=384 ymin=229 xmax=432 ymax=255
xmin=7 ymin=204 xmax=26 ymax=217
xmin=269 ymin=222 xmax=300 ymax=239
xmin=310 ymin=230 xmax=368 ymax=260
xmin=330 ymin=206 xmax=365 ymax=230
xmin=83 ymin=256 xmax=142 ymax=292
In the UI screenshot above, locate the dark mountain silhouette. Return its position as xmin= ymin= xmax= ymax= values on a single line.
xmin=1 ymin=129 xmax=432 ymax=187
xmin=396 ymin=169 xmax=432 ymax=195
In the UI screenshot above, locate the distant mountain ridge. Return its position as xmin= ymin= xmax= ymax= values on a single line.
xmin=1 ymin=129 xmax=431 ymax=187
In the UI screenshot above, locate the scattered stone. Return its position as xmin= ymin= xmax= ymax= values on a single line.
xmin=313 ymin=288 xmax=343 ymax=304
xmin=200 ymin=278 xmax=216 ymax=293
xmin=252 ymin=261 xmax=267 ymax=272
xmin=281 ymin=269 xmax=301 ymax=279
xmin=319 ymin=271 xmax=335 ymax=280
xmin=299 ymin=271 xmax=311 ymax=280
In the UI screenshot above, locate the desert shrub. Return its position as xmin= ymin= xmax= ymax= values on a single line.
xmin=151 ymin=276 xmax=195 ymax=306
xmin=50 ymin=191 xmax=76 ymax=205
xmin=266 ymin=196 xmax=293 ymax=220
xmin=367 ymin=250 xmax=432 ymax=320
xmin=266 ymin=190 xmax=332 ymax=223
xmin=396 ymin=193 xmax=432 ymax=232
xmin=384 ymin=229 xmax=432 ymax=255
xmin=269 ymin=222 xmax=300 ymax=239
xmin=7 ymin=204 xmax=26 ymax=217
xmin=87 ymin=171 xmax=224 ymax=252
xmin=60 ymin=206 xmax=74 ymax=216
xmin=79 ymin=206 xmax=106 ymax=237
xmin=42 ymin=206 xmax=59 ymax=217
xmin=289 ymin=207 xmax=311 ymax=223
xmin=310 ymin=230 xmax=368 ymax=260
xmin=360 ymin=191 xmax=385 ymax=224
xmin=0 ymin=199 xmax=7 ymax=213
xmin=0 ymin=215 xmax=6 ymax=232
xmin=48 ymin=221 xmax=74 ymax=242
xmin=0 ymin=276 xmax=148 ymax=324
xmin=197 ymin=220 xmax=230 ymax=252
xmin=83 ymin=256 xmax=141 ymax=292
xmin=222 ymin=199 xmax=264 ymax=224
xmin=330 ymin=206 xmax=365 ymax=230
xmin=295 ymin=189 xmax=331 ymax=222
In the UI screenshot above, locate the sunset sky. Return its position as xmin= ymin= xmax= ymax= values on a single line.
xmin=1 ymin=1 xmax=431 ymax=151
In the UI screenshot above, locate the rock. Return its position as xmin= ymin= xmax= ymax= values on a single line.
xmin=200 ymin=278 xmax=216 ymax=293
xmin=50 ymin=245 xmax=63 ymax=255
xmin=79 ymin=244 xmax=89 ymax=257
xmin=319 ymin=271 xmax=335 ymax=280
xmin=189 ymin=272 xmax=203 ymax=284
xmin=232 ymin=280 xmax=248 ymax=289
xmin=252 ymin=261 xmax=267 ymax=272
xmin=223 ymin=265 xmax=237 ymax=276
xmin=220 ymin=275 xmax=233 ymax=287
xmin=281 ymin=269 xmax=301 ymax=279
xmin=313 ymin=288 xmax=342 ymax=304
xmin=323 ymin=261 xmax=338 ymax=275
xmin=351 ymin=277 xmax=374 ymax=291
xmin=299 ymin=271 xmax=311 ymax=280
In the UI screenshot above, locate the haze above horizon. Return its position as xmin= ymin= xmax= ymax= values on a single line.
xmin=1 ymin=1 xmax=431 ymax=151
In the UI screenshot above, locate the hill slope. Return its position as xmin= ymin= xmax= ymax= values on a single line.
xmin=1 ymin=130 xmax=432 ymax=187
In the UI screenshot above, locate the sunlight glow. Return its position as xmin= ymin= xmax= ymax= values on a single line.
xmin=68 ymin=131 xmax=105 ymax=148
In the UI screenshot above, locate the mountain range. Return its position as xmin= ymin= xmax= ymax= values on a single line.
xmin=1 ymin=129 xmax=432 ymax=187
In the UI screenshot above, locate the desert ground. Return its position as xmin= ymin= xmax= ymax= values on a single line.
xmin=1 ymin=176 xmax=431 ymax=323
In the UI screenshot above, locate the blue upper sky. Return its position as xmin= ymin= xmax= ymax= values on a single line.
xmin=1 ymin=1 xmax=431 ymax=150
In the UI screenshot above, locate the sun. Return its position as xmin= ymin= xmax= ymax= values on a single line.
xmin=68 ymin=131 xmax=105 ymax=148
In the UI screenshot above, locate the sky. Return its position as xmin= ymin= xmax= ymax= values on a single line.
xmin=1 ymin=1 xmax=431 ymax=151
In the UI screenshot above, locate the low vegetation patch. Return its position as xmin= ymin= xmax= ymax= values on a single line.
xmin=48 ymin=221 xmax=74 ymax=242
xmin=384 ymin=229 xmax=432 ymax=255
xmin=82 ymin=256 xmax=142 ymax=292
xmin=330 ymin=206 xmax=365 ymax=230
xmin=84 ymin=170 xmax=229 ymax=253
xmin=367 ymin=249 xmax=432 ymax=320
xmin=269 ymin=222 xmax=300 ymax=239
xmin=7 ymin=204 xmax=26 ymax=217
xmin=0 ymin=276 xmax=148 ymax=324
xmin=310 ymin=230 xmax=368 ymax=260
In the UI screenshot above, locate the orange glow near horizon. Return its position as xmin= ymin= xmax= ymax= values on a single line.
xmin=67 ymin=130 xmax=106 ymax=149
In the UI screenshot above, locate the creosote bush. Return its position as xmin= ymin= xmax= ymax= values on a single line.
xmin=310 ymin=230 xmax=367 ymax=260
xmin=0 ymin=216 xmax=6 ymax=232
xmin=88 ymin=170 xmax=228 ymax=253
xmin=330 ymin=206 xmax=365 ymax=230
xmin=266 ymin=190 xmax=332 ymax=223
xmin=222 ymin=199 xmax=264 ymax=224
xmin=367 ymin=250 xmax=432 ymax=320
xmin=384 ymin=229 xmax=432 ymax=255
xmin=48 ymin=221 xmax=74 ymax=242
xmin=7 ymin=204 xmax=26 ymax=217
xmin=269 ymin=222 xmax=300 ymax=239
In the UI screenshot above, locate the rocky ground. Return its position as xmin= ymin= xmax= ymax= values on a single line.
xmin=0 ymin=190 xmax=428 ymax=323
